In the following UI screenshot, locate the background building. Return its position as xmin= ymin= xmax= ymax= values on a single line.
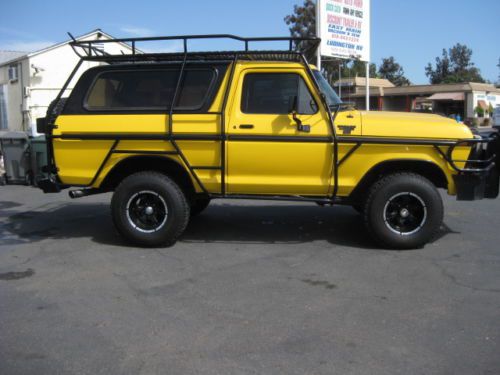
xmin=0 ymin=30 xmax=133 ymax=134
xmin=335 ymin=78 xmax=500 ymax=124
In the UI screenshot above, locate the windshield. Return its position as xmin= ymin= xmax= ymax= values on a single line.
xmin=312 ymin=70 xmax=342 ymax=107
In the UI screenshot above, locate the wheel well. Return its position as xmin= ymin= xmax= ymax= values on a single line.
xmin=348 ymin=159 xmax=448 ymax=204
xmin=100 ymin=156 xmax=196 ymax=198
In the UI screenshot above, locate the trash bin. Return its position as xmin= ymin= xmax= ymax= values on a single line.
xmin=30 ymin=135 xmax=48 ymax=184
xmin=0 ymin=131 xmax=31 ymax=185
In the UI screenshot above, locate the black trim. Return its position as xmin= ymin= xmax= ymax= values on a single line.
xmin=173 ymin=134 xmax=222 ymax=141
xmin=51 ymin=131 xmax=493 ymax=168
xmin=112 ymin=150 xmax=177 ymax=155
xmin=227 ymin=135 xmax=332 ymax=143
xmin=54 ymin=133 xmax=222 ymax=141
xmin=88 ymin=140 xmax=119 ymax=186
xmin=219 ymin=55 xmax=239 ymax=195
xmin=191 ymin=166 xmax=222 ymax=170
xmin=338 ymin=143 xmax=361 ymax=167
xmin=337 ymin=136 xmax=458 ymax=146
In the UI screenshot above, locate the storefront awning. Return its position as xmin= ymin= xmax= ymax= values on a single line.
xmin=427 ymin=92 xmax=465 ymax=101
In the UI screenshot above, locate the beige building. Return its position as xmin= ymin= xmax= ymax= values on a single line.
xmin=334 ymin=77 xmax=500 ymax=123
xmin=0 ymin=30 xmax=133 ymax=134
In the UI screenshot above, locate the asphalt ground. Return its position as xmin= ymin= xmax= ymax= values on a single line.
xmin=0 ymin=185 xmax=499 ymax=375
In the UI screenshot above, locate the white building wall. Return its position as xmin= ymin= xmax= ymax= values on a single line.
xmin=0 ymin=32 xmax=133 ymax=134
xmin=28 ymin=45 xmax=99 ymax=134
xmin=27 ymin=36 xmax=132 ymax=135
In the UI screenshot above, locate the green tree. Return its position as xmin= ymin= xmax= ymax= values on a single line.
xmin=284 ymin=0 xmax=377 ymax=85
xmin=378 ymin=56 xmax=411 ymax=86
xmin=425 ymin=43 xmax=485 ymax=84
xmin=284 ymin=0 xmax=317 ymax=63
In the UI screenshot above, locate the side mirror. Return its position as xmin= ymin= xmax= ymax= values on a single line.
xmin=288 ymin=95 xmax=298 ymax=114
xmin=288 ymin=96 xmax=310 ymax=133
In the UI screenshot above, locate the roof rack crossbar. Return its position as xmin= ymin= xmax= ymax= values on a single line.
xmin=69 ymin=33 xmax=320 ymax=62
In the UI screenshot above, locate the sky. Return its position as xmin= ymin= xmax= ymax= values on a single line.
xmin=0 ymin=0 xmax=499 ymax=84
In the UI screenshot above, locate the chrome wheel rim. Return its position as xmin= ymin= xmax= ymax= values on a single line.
xmin=383 ymin=192 xmax=427 ymax=236
xmin=126 ymin=190 xmax=168 ymax=233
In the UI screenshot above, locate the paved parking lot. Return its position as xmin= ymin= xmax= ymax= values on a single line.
xmin=1 ymin=185 xmax=499 ymax=375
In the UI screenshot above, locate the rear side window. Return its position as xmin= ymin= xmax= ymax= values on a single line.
xmin=241 ymin=73 xmax=318 ymax=114
xmin=85 ymin=69 xmax=215 ymax=111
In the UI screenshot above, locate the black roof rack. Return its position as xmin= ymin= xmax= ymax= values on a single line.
xmin=68 ymin=33 xmax=320 ymax=63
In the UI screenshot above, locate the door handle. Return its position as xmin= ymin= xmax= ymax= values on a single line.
xmin=239 ymin=124 xmax=254 ymax=129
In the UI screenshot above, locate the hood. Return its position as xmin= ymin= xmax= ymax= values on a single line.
xmin=360 ymin=111 xmax=474 ymax=140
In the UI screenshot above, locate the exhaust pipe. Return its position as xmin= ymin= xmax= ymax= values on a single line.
xmin=68 ymin=188 xmax=102 ymax=199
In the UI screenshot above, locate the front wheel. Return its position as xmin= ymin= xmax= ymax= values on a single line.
xmin=111 ymin=172 xmax=190 ymax=247
xmin=364 ymin=173 xmax=443 ymax=249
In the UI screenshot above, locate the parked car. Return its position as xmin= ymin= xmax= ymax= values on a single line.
xmin=3 ymin=34 xmax=500 ymax=249
xmin=493 ymin=106 xmax=500 ymax=128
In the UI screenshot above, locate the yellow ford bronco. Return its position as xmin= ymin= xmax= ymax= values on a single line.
xmin=6 ymin=35 xmax=500 ymax=249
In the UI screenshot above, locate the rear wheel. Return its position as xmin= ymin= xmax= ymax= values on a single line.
xmin=364 ymin=173 xmax=443 ymax=249
xmin=111 ymin=172 xmax=190 ymax=247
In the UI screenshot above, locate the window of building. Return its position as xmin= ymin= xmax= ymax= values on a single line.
xmin=0 ymin=85 xmax=8 ymax=129
xmin=241 ymin=73 xmax=318 ymax=114
xmin=8 ymin=65 xmax=18 ymax=82
xmin=85 ymin=68 xmax=215 ymax=111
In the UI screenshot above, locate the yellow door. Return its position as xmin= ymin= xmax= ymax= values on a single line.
xmin=226 ymin=68 xmax=333 ymax=196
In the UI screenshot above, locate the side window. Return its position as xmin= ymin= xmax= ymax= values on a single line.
xmin=85 ymin=69 xmax=214 ymax=111
xmin=241 ymin=73 xmax=318 ymax=115
xmin=177 ymin=70 xmax=214 ymax=109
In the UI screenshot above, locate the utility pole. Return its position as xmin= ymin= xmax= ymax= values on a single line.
xmin=338 ymin=63 xmax=342 ymax=100
xmin=365 ymin=61 xmax=370 ymax=111
xmin=316 ymin=0 xmax=321 ymax=71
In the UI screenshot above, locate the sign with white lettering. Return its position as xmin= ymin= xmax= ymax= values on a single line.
xmin=319 ymin=0 xmax=370 ymax=62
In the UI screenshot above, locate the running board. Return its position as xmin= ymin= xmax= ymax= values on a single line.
xmin=209 ymin=194 xmax=344 ymax=205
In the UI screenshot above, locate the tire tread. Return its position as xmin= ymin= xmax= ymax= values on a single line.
xmin=111 ymin=171 xmax=190 ymax=246
xmin=363 ymin=172 xmax=443 ymax=249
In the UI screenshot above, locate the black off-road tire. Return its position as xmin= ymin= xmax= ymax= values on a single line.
xmin=364 ymin=173 xmax=443 ymax=249
xmin=190 ymin=198 xmax=211 ymax=217
xmin=111 ymin=172 xmax=190 ymax=247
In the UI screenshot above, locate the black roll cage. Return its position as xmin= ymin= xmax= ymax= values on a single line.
xmin=42 ymin=33 xmax=498 ymax=203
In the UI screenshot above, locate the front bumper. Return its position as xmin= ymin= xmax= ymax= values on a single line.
xmin=450 ymin=132 xmax=500 ymax=201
